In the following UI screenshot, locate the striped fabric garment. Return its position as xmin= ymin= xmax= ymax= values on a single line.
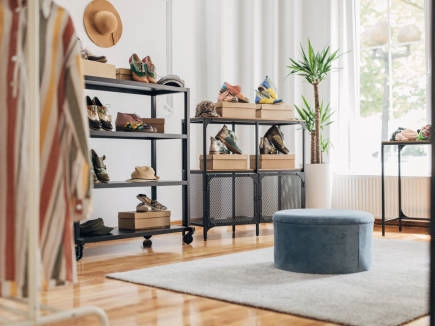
xmin=0 ymin=0 xmax=91 ymax=296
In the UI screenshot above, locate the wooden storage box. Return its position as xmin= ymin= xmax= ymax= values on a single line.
xmin=215 ymin=102 xmax=257 ymax=119
xmin=118 ymin=210 xmax=171 ymax=231
xmin=249 ymin=154 xmax=295 ymax=170
xmin=140 ymin=118 xmax=165 ymax=133
xmin=82 ymin=59 xmax=116 ymax=79
xmin=256 ymin=103 xmax=295 ymax=120
xmin=200 ymin=154 xmax=248 ymax=170
xmin=116 ymin=68 xmax=132 ymax=81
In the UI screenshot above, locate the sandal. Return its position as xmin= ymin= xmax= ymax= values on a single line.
xmin=136 ymin=194 xmax=167 ymax=211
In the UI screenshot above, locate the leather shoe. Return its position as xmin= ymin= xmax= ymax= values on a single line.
xmin=259 ymin=136 xmax=277 ymax=154
xmin=209 ymin=137 xmax=230 ymax=154
xmin=93 ymin=97 xmax=113 ymax=131
xmin=91 ymin=149 xmax=110 ymax=183
xmin=86 ymin=96 xmax=102 ymax=130
xmin=264 ymin=125 xmax=289 ymax=154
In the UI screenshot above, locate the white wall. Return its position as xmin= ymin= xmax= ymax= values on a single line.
xmin=54 ymin=0 xmax=334 ymax=226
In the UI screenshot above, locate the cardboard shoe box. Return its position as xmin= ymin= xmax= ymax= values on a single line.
xmin=118 ymin=210 xmax=171 ymax=231
xmin=256 ymin=103 xmax=295 ymax=120
xmin=82 ymin=59 xmax=116 ymax=79
xmin=215 ymin=102 xmax=257 ymax=119
xmin=200 ymin=154 xmax=249 ymax=170
xmin=249 ymin=154 xmax=295 ymax=170
xmin=116 ymin=68 xmax=132 ymax=81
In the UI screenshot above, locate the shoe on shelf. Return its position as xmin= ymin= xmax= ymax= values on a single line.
xmin=259 ymin=136 xmax=277 ymax=154
xmin=136 ymin=202 xmax=151 ymax=212
xmin=81 ymin=48 xmax=107 ymax=63
xmin=91 ymin=149 xmax=110 ymax=183
xmin=86 ymin=96 xmax=102 ymax=130
xmin=115 ymin=113 xmax=156 ymax=132
xmin=264 ymin=125 xmax=289 ymax=154
xmin=80 ymin=217 xmax=113 ymax=236
xmin=209 ymin=136 xmax=230 ymax=155
xmin=215 ymin=125 xmax=242 ymax=154
xmin=219 ymin=82 xmax=249 ymax=103
xmin=129 ymin=53 xmax=149 ymax=83
xmin=142 ymin=56 xmax=157 ymax=83
xmin=255 ymin=76 xmax=283 ymax=104
xmin=93 ymin=96 xmax=113 ymax=131
xmin=136 ymin=193 xmax=167 ymax=211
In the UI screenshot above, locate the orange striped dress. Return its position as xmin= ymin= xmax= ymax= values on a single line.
xmin=0 ymin=0 xmax=91 ymax=295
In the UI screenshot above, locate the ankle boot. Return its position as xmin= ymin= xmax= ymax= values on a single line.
xmin=264 ymin=125 xmax=289 ymax=154
xmin=259 ymin=137 xmax=277 ymax=154
xmin=209 ymin=137 xmax=230 ymax=154
xmin=91 ymin=149 xmax=110 ymax=183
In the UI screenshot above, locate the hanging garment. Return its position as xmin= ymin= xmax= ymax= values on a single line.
xmin=0 ymin=0 xmax=91 ymax=295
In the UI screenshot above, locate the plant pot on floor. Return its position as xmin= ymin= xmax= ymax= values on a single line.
xmin=305 ymin=163 xmax=332 ymax=208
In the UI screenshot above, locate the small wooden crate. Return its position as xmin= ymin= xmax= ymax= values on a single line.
xmin=118 ymin=210 xmax=171 ymax=231
xmin=116 ymin=68 xmax=132 ymax=81
xmin=140 ymin=118 xmax=165 ymax=133
xmin=249 ymin=154 xmax=295 ymax=170
xmin=215 ymin=102 xmax=257 ymax=119
xmin=82 ymin=59 xmax=116 ymax=79
xmin=200 ymin=154 xmax=248 ymax=170
xmin=256 ymin=103 xmax=295 ymax=120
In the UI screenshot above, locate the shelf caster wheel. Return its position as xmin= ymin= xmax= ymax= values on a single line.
xmin=183 ymin=233 xmax=193 ymax=244
xmin=75 ymin=244 xmax=83 ymax=261
xmin=143 ymin=239 xmax=152 ymax=248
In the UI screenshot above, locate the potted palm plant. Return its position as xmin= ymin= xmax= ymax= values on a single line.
xmin=287 ymin=40 xmax=340 ymax=208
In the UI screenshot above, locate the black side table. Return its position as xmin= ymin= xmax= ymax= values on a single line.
xmin=381 ymin=140 xmax=431 ymax=236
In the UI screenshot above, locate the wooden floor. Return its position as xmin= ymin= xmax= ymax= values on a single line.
xmin=1 ymin=223 xmax=431 ymax=325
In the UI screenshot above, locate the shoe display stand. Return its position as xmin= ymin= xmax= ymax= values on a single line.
xmin=74 ymin=76 xmax=194 ymax=260
xmin=190 ymin=117 xmax=306 ymax=240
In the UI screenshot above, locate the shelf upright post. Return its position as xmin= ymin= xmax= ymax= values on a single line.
xmin=151 ymin=94 xmax=157 ymax=200
xmin=182 ymin=89 xmax=190 ymax=227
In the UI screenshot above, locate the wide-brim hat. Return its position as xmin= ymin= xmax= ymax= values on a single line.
xmin=127 ymin=166 xmax=160 ymax=182
xmin=83 ymin=0 xmax=123 ymax=48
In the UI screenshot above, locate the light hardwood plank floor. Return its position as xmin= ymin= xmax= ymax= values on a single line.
xmin=2 ymin=223 xmax=431 ymax=325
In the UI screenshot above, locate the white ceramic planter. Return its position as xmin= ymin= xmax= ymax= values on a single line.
xmin=305 ymin=163 xmax=332 ymax=208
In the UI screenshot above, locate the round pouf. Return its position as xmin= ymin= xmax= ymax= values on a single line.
xmin=273 ymin=209 xmax=374 ymax=274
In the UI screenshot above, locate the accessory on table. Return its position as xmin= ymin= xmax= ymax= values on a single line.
xmin=83 ymin=0 xmax=123 ymax=48
xmin=127 ymin=166 xmax=160 ymax=182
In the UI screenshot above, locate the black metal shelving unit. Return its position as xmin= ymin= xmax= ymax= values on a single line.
xmin=381 ymin=140 xmax=431 ymax=236
xmin=74 ymin=76 xmax=194 ymax=260
xmin=190 ymin=117 xmax=306 ymax=240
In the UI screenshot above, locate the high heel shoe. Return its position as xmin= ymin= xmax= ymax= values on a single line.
xmin=142 ymin=56 xmax=157 ymax=83
xmin=129 ymin=53 xmax=149 ymax=83
xmin=93 ymin=97 xmax=113 ymax=131
xmin=86 ymin=96 xmax=101 ymax=130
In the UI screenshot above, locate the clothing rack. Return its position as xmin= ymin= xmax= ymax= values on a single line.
xmin=0 ymin=0 xmax=108 ymax=324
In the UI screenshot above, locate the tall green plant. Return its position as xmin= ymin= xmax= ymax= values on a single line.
xmin=287 ymin=40 xmax=340 ymax=164
xmin=294 ymin=96 xmax=334 ymax=163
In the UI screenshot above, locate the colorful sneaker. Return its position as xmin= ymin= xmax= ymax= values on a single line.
xmin=215 ymin=125 xmax=242 ymax=154
xmin=129 ymin=53 xmax=149 ymax=83
xmin=219 ymin=82 xmax=249 ymax=103
xmin=255 ymin=76 xmax=283 ymax=104
xmin=209 ymin=137 xmax=230 ymax=154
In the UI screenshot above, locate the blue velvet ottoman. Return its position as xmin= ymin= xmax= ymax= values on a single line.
xmin=273 ymin=209 xmax=374 ymax=274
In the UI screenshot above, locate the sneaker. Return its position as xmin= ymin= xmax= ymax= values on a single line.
xmin=136 ymin=194 xmax=167 ymax=211
xmin=264 ymin=125 xmax=289 ymax=154
xmin=255 ymin=76 xmax=283 ymax=104
xmin=209 ymin=137 xmax=230 ymax=154
xmin=215 ymin=125 xmax=242 ymax=154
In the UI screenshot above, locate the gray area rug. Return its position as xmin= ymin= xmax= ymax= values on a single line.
xmin=107 ymin=239 xmax=429 ymax=326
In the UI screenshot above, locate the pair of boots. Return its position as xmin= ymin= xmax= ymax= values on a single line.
xmin=209 ymin=125 xmax=242 ymax=154
xmin=260 ymin=125 xmax=289 ymax=154
xmin=255 ymin=76 xmax=283 ymax=105
xmin=136 ymin=194 xmax=167 ymax=212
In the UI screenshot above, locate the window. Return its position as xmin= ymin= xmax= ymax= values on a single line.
xmin=357 ymin=0 xmax=429 ymax=175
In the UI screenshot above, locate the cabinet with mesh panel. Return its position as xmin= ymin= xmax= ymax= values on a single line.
xmin=190 ymin=117 xmax=305 ymax=240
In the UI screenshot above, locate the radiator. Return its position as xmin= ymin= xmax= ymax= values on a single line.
xmin=332 ymin=175 xmax=430 ymax=219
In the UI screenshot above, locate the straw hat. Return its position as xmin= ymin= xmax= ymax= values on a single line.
xmin=83 ymin=0 xmax=123 ymax=48
xmin=127 ymin=166 xmax=160 ymax=182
